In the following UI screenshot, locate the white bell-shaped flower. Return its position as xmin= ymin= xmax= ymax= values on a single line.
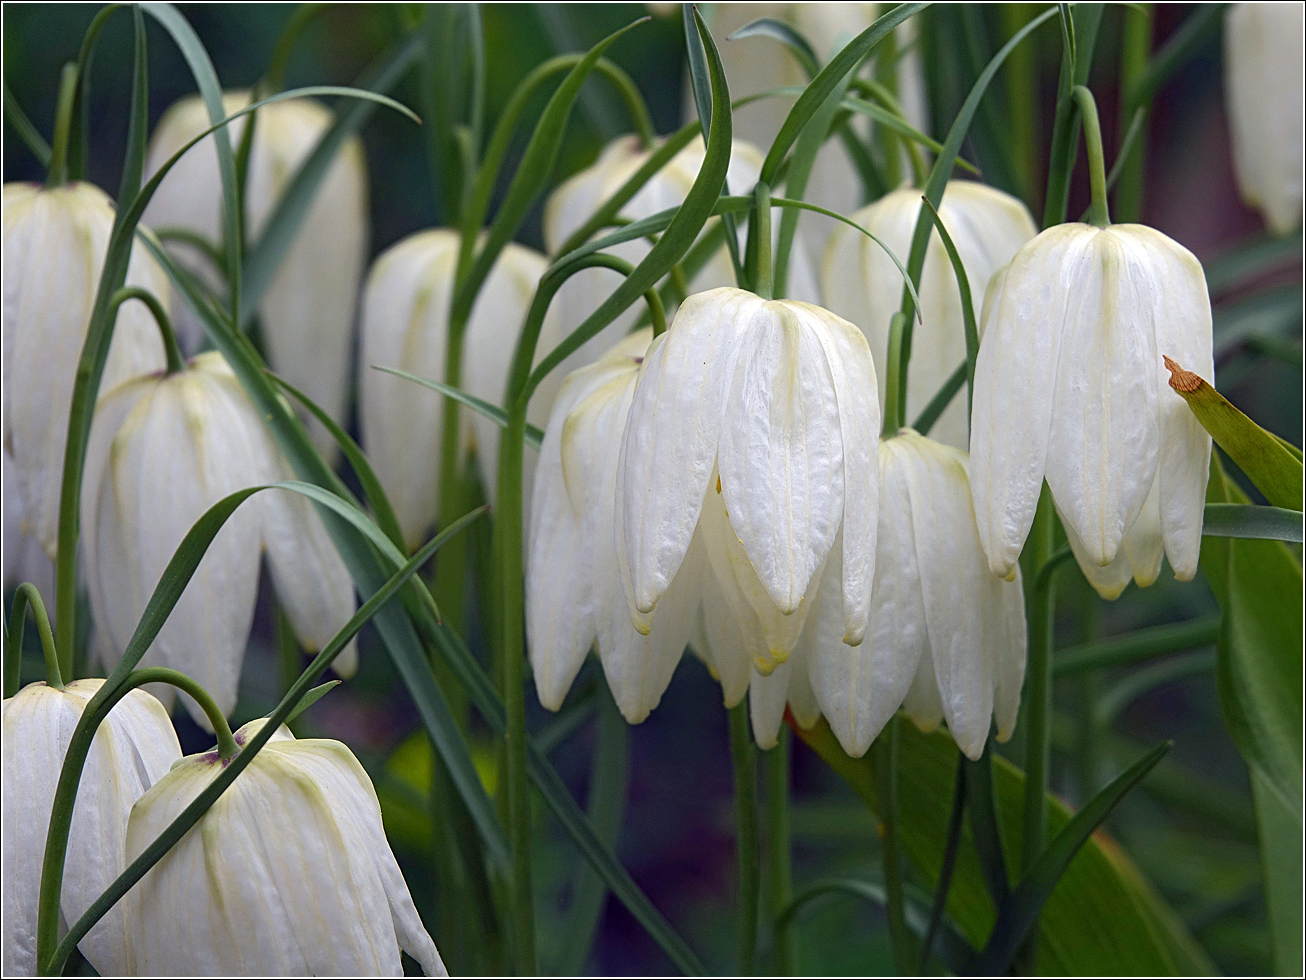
xmin=541 ymin=134 xmax=821 ymax=411
xmin=799 ymin=431 xmax=1025 ymax=760
xmin=970 ymin=223 xmax=1214 ymax=598
xmin=619 ymin=288 xmax=880 ymax=725
xmin=2 ymin=181 xmax=169 ymax=560
xmin=2 ymin=679 xmax=181 ymax=977
xmin=123 ymin=718 xmax=445 ymax=976
xmin=821 ymin=181 xmax=1037 ymax=449
xmin=700 ymin=3 xmax=929 ymax=257
xmin=358 ymin=230 xmax=558 ymax=542
xmin=81 ymin=352 xmax=357 ymax=726
xmin=1224 ymin=2 xmax=1304 ymax=236
xmin=527 ymin=328 xmax=701 ymax=722
xmin=144 ymin=93 xmax=368 ymax=457
xmin=2 ymin=450 xmax=55 ymax=603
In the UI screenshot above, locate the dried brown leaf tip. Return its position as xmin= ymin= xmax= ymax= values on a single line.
xmin=1163 ymin=355 xmax=1203 ymax=394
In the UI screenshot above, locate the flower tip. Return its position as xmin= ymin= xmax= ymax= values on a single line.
xmin=842 ymin=626 xmax=866 ymax=648
xmin=1163 ymin=355 xmax=1203 ymax=394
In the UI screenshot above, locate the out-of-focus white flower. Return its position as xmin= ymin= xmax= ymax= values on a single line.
xmin=143 ymin=93 xmax=369 ymax=457
xmin=822 ymin=182 xmax=1037 ymax=449
xmin=2 ymin=451 xmax=55 ymax=604
xmin=123 ymin=718 xmax=445 ymax=976
xmin=81 ymin=352 xmax=357 ymax=726
xmin=541 ymin=135 xmax=820 ymax=411
xmin=358 ymin=230 xmax=558 ymax=541
xmin=698 ymin=3 xmax=930 ymax=257
xmin=2 ymin=679 xmax=180 ymax=977
xmin=970 ymin=223 xmax=1214 ymax=598
xmin=1224 ymin=3 xmax=1304 ymax=235
xmin=527 ymin=328 xmax=701 ymax=722
xmin=618 ymin=287 xmax=880 ymax=744
xmin=800 ymin=431 xmax=1025 ymax=760
xmin=2 ymin=181 xmax=169 ymax=560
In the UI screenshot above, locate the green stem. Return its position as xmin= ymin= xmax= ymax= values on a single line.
xmin=765 ymin=729 xmax=794 ymax=975
xmin=873 ymin=716 xmax=915 ymax=973
xmin=111 ymin=287 xmax=185 ymax=373
xmin=1020 ymin=544 xmax=1074 ymax=876
xmin=275 ymin=607 xmax=301 ymax=701
xmin=44 ymin=63 xmax=79 ymax=188
xmin=1070 ymin=86 xmax=1110 ymax=227
xmin=752 ymin=181 xmax=773 ymax=300
xmin=729 ymin=704 xmax=759 ymax=976
xmin=1114 ymin=4 xmax=1151 ymax=223
xmin=881 ymin=312 xmax=907 ymax=437
xmin=7 ymin=583 xmax=61 ymax=691
xmin=153 ymin=667 xmax=240 ymax=759
xmin=1000 ymin=3 xmax=1038 ymax=207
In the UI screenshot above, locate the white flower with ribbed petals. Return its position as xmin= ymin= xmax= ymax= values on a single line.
xmin=822 ymin=181 xmax=1037 ymax=449
xmin=2 ymin=679 xmax=181 ymax=977
xmin=618 ymin=287 xmax=880 ymax=730
xmin=969 ymin=223 xmax=1214 ymax=598
xmin=1223 ymin=3 xmax=1304 ymax=236
xmin=81 ymin=352 xmax=357 ymax=727
xmin=797 ymin=432 xmax=1026 ymax=760
xmin=358 ymin=230 xmax=559 ymax=542
xmin=3 ymin=181 xmax=169 ymax=561
xmin=528 ymin=328 xmax=701 ymax=723
xmin=122 ymin=718 xmax=445 ymax=976
xmin=144 ymin=93 xmax=368 ymax=458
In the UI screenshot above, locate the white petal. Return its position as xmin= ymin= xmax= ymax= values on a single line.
xmin=749 ymin=661 xmax=792 ymax=750
xmin=1122 ymin=478 xmax=1165 ymax=590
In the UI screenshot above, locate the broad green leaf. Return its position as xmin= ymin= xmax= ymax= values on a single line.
xmin=793 ymin=718 xmax=1213 ymax=974
xmin=1201 ymin=452 xmax=1303 ymax=820
xmin=1253 ymin=769 xmax=1304 ymax=976
xmin=1166 ymin=357 xmax=1303 ymax=510
xmin=1203 ymin=503 xmax=1304 ymax=543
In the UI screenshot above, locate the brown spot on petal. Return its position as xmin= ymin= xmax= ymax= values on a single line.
xmin=1163 ymin=355 xmax=1203 ymax=393
xmin=716 ymin=474 xmax=722 ymax=494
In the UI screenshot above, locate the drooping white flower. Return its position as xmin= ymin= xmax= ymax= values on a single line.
xmin=143 ymin=93 xmax=369 ymax=457
xmin=81 ymin=352 xmax=357 ymax=726
xmin=2 ymin=679 xmax=181 ymax=977
xmin=541 ymin=134 xmax=821 ymax=410
xmin=618 ymin=287 xmax=880 ymax=743
xmin=527 ymin=328 xmax=701 ymax=722
xmin=2 ymin=181 xmax=169 ymax=560
xmin=2 ymin=450 xmax=55 ymax=603
xmin=699 ymin=2 xmax=929 ymax=257
xmin=800 ymin=431 xmax=1025 ymax=760
xmin=970 ymin=223 xmax=1214 ymax=598
xmin=1224 ymin=2 xmax=1304 ymax=236
xmin=123 ymin=718 xmax=445 ymax=976
xmin=358 ymin=230 xmax=559 ymax=542
xmin=821 ymin=181 xmax=1037 ymax=449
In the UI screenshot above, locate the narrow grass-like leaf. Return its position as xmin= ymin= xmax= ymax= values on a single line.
xmin=266 ymin=370 xmax=408 ymax=551
xmin=920 ymin=196 xmax=979 ymax=419
xmin=46 ymin=503 xmax=490 ymax=974
xmin=840 ymin=94 xmax=982 ymax=174
xmin=1165 ymin=357 xmax=1303 ymax=509
xmin=374 ymin=366 xmax=545 ymax=449
xmin=974 ymin=741 xmax=1172 ymax=975
xmin=240 ymin=35 xmax=422 ymax=325
xmin=965 ymin=741 xmax=1011 ymax=909
xmin=912 ymin=360 xmax=966 ymax=436
xmin=1203 ymin=503 xmax=1304 ymax=543
xmin=1213 ymin=284 xmax=1303 ymax=358
xmin=759 ymin=3 xmax=929 ymax=184
xmin=728 ymin=17 xmax=818 ymax=75
xmin=1054 ymin=617 xmax=1222 ymax=676
xmin=1205 ymin=231 xmax=1305 ymax=295
xmin=116 ymin=7 xmax=148 ymax=206
xmin=1094 ymin=652 xmax=1216 ymax=727
xmin=285 ymin=679 xmax=341 ymax=723
xmin=920 ymin=758 xmax=967 ymax=972
xmin=3 ymin=83 xmax=52 ymax=167
xmin=1127 ymin=2 xmax=1224 ymax=111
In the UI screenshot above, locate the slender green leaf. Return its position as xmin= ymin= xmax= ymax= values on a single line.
xmin=1054 ymin=617 xmax=1222 ymax=676
xmin=285 ymin=679 xmax=340 ymax=723
xmin=3 ymin=83 xmax=51 ymax=167
xmin=974 ymin=742 xmax=1172 ymax=974
xmin=266 ymin=370 xmax=408 ymax=552
xmin=920 ymin=758 xmax=967 ymax=972
xmin=792 ymin=718 xmax=1212 ymax=973
xmin=912 ymin=360 xmax=966 ymax=436
xmin=240 ymin=36 xmax=422 ymax=325
xmin=1203 ymin=503 xmax=1304 ymax=543
xmin=728 ymin=17 xmax=818 ymax=75
xmin=1205 ymin=231 xmax=1306 ymax=295
xmin=965 ymin=742 xmax=1011 ymax=909
xmin=1128 ymin=2 xmax=1225 ymax=111
xmin=920 ymin=197 xmax=979 ymax=420
xmin=1166 ymin=357 xmax=1303 ymax=509
xmin=1094 ymin=652 xmax=1217 ymax=726
xmin=375 ymin=367 xmax=544 ymax=449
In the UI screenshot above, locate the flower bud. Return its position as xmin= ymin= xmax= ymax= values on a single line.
xmin=123 ymin=719 xmax=445 ymax=976
xmin=2 ymin=679 xmax=180 ymax=976
xmin=3 ymin=181 xmax=169 ymax=560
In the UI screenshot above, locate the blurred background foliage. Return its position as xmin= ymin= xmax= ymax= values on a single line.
xmin=4 ymin=3 xmax=1301 ymax=975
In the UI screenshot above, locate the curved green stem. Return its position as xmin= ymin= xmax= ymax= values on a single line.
xmin=752 ymin=181 xmax=773 ymax=300
xmin=6 ymin=583 xmax=61 ymax=692
xmin=68 ymin=3 xmax=126 ymax=181
xmin=1114 ymin=4 xmax=1151 ymax=222
xmin=729 ymin=704 xmax=759 ymax=976
xmin=111 ymin=287 xmax=185 ymax=374
xmin=1071 ymin=86 xmax=1110 ymax=227
xmin=144 ymin=667 xmax=239 ymax=758
xmin=45 ymin=63 xmax=79 ymax=188
xmin=882 ymin=312 xmax=907 ymax=437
